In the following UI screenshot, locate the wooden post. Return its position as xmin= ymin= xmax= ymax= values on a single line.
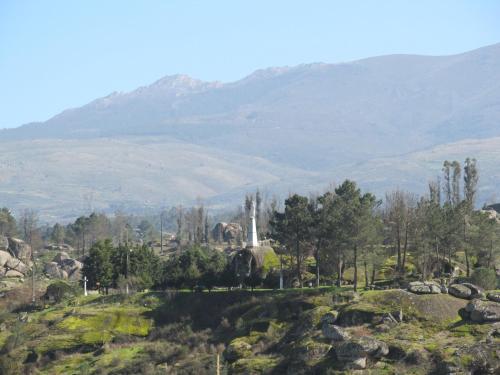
xmin=160 ymin=211 xmax=164 ymax=254
xmin=216 ymin=353 xmax=220 ymax=375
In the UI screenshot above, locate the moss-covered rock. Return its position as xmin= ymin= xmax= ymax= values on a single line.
xmin=294 ymin=339 xmax=332 ymax=363
xmin=332 ymin=290 xmax=360 ymax=304
xmin=337 ymin=302 xmax=388 ymax=326
xmin=224 ymin=333 xmax=264 ymax=363
xmin=224 ymin=339 xmax=252 ymax=363
xmin=231 ymin=355 xmax=281 ymax=374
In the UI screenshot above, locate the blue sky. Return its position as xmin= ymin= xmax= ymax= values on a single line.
xmin=1 ymin=0 xmax=499 ymax=129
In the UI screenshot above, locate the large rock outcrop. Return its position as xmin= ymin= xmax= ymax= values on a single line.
xmin=0 ymin=250 xmax=29 ymax=277
xmin=463 ymin=299 xmax=500 ymax=323
xmin=44 ymin=252 xmax=83 ymax=281
xmin=44 ymin=262 xmax=68 ymax=279
xmin=212 ymin=222 xmax=243 ymax=243
xmin=231 ymin=246 xmax=277 ymax=283
xmin=7 ymin=237 xmax=32 ymax=263
xmin=0 ymin=236 xmax=31 ymax=278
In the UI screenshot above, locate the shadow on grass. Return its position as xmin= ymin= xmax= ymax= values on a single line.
xmin=143 ymin=287 xmax=345 ymax=331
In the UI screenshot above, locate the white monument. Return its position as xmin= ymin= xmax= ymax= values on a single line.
xmin=247 ymin=200 xmax=259 ymax=248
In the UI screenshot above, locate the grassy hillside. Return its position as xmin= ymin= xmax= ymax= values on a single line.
xmin=4 ymin=135 xmax=500 ymax=222
xmin=0 ymin=283 xmax=497 ymax=374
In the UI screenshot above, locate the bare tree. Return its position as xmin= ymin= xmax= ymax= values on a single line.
xmin=442 ymin=161 xmax=452 ymax=205
xmin=19 ymin=209 xmax=39 ymax=304
xmin=464 ymin=157 xmax=478 ymax=208
xmin=451 ymin=161 xmax=461 ymax=206
xmin=384 ymin=190 xmax=416 ymax=274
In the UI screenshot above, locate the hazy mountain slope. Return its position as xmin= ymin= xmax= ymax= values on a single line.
xmin=1 ymin=43 xmax=500 ymax=220
xmin=333 ymin=137 xmax=500 ymax=204
xmin=0 ymin=136 xmax=320 ymax=221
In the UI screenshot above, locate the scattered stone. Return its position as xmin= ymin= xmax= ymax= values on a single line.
xmin=449 ymin=283 xmax=484 ymax=300
xmin=322 ymin=324 xmax=350 ymax=341
xmin=464 ymin=299 xmax=500 ymax=322
xmin=44 ymin=254 xmax=83 ymax=280
xmin=380 ymin=312 xmax=400 ymax=326
xmin=60 ymin=258 xmax=83 ymax=270
xmin=486 ymin=292 xmax=500 ymax=303
xmin=295 ymin=340 xmax=332 ymax=362
xmin=393 ymin=309 xmax=403 ymax=322
xmin=335 ymin=342 xmax=367 ymax=370
xmin=52 ymin=251 xmax=70 ymax=263
xmin=441 ymin=361 xmax=465 ymax=375
xmin=449 ymin=284 xmax=472 ymax=299
xmin=387 ymin=345 xmax=406 ymax=360
xmin=408 ymin=281 xmax=441 ymax=294
xmin=321 ymin=310 xmax=339 ymax=325
xmin=335 ymin=337 xmax=388 ymax=370
xmin=457 ymin=342 xmax=499 ymax=374
xmin=357 ymin=337 xmax=389 ymax=358
xmin=404 ymin=349 xmax=429 ymax=365
xmin=486 ymin=323 xmax=500 ymax=343
xmin=461 ymin=283 xmax=485 ymax=299
xmin=44 ymin=262 xmax=66 ymax=279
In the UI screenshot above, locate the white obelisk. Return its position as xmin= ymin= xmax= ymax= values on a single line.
xmin=247 ymin=200 xmax=259 ymax=248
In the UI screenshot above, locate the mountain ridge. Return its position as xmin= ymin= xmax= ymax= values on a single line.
xmin=1 ymin=43 xmax=500 ymax=220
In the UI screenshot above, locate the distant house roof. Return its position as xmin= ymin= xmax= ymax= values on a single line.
xmin=485 ymin=203 xmax=500 ymax=213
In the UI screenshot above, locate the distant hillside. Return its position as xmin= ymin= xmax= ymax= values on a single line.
xmin=1 ymin=43 xmax=500 ymax=220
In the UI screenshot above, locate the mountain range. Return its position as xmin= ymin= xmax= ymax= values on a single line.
xmin=1 ymin=43 xmax=500 ymax=221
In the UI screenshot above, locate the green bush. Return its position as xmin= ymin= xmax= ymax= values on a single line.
xmin=0 ymin=355 xmax=23 ymax=375
xmin=44 ymin=280 xmax=79 ymax=303
xmin=470 ymin=267 xmax=497 ymax=290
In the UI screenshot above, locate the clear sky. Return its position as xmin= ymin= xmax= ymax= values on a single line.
xmin=1 ymin=0 xmax=499 ymax=129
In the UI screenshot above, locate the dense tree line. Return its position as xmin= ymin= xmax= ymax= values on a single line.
xmin=81 ymin=241 xmax=240 ymax=292
xmin=269 ymin=158 xmax=498 ymax=290
xmin=82 ymin=240 xmax=163 ymax=293
xmin=1 ymin=157 xmax=498 ymax=292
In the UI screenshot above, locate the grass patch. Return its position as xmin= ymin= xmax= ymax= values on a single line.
xmin=57 ymin=306 xmax=151 ymax=342
xmin=95 ymin=344 xmax=144 ymax=368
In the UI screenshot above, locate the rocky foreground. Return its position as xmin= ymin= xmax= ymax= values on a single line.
xmin=0 ymin=285 xmax=498 ymax=374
